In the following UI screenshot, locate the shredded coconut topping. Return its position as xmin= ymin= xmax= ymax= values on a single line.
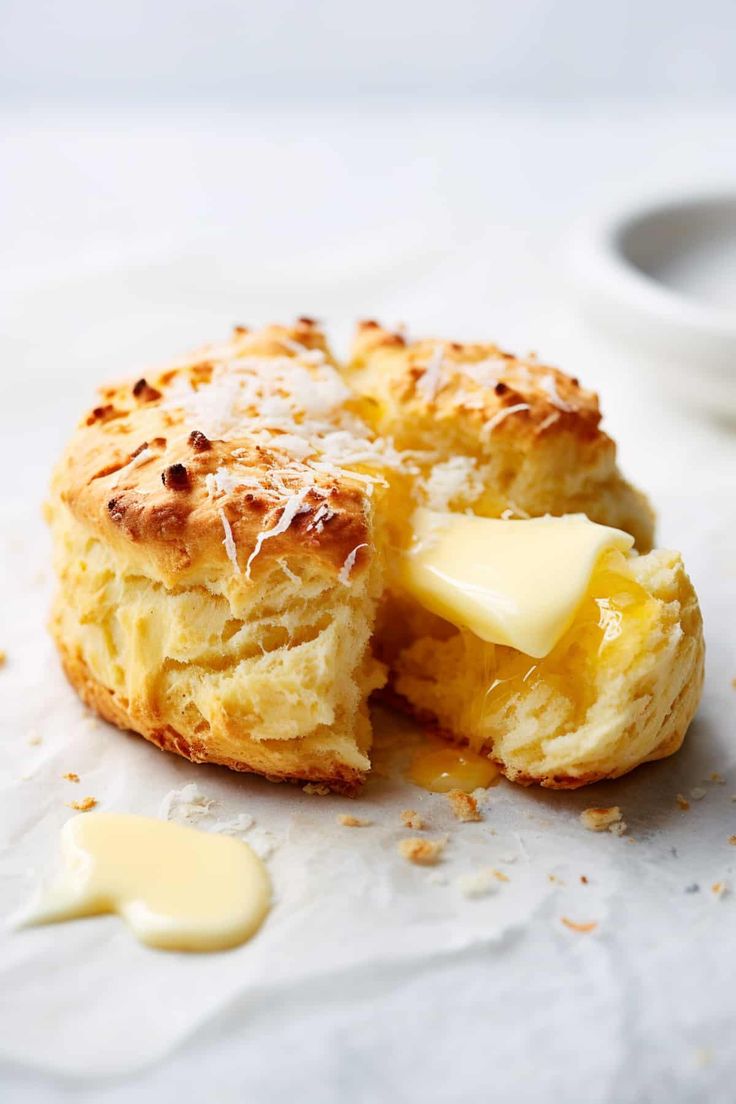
xmin=218 ymin=508 xmax=240 ymax=573
xmin=416 ymin=344 xmax=445 ymax=401
xmin=306 ymin=501 xmax=336 ymax=533
xmin=540 ymin=373 xmax=576 ymax=412
xmin=484 ymin=403 xmax=531 ymax=434
xmin=424 ymin=456 xmax=481 ymax=510
xmin=110 ymin=447 xmax=152 ymax=487
xmin=459 ymin=357 xmax=508 ymax=389
xmin=338 ymin=543 xmax=368 ymax=586
xmin=245 ymin=486 xmax=313 ymax=579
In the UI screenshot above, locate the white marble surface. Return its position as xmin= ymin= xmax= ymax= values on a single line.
xmin=1 ymin=104 xmax=736 ymax=1104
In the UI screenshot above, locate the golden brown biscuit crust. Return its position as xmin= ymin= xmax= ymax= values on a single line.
xmin=53 ymin=321 xmax=373 ymax=590
xmin=351 ymin=319 xmax=602 ymax=440
xmin=348 ymin=321 xmax=655 ymax=551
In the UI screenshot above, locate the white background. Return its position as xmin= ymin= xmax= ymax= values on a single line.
xmin=2 ymin=0 xmax=736 ymax=102
xmin=2 ymin=4 xmax=736 ymax=1104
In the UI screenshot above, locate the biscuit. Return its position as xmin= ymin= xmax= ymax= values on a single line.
xmin=49 ymin=321 xmax=389 ymax=793
xmin=48 ymin=319 xmax=701 ymax=792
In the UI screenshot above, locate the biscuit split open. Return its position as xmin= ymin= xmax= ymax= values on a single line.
xmin=48 ymin=319 xmax=703 ymax=792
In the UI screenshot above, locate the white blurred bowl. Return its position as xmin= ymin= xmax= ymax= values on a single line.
xmin=570 ymin=192 xmax=736 ymax=416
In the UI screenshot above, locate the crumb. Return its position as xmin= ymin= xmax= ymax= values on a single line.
xmin=446 ymin=789 xmax=482 ymax=822
xmin=400 ymin=809 xmax=427 ymax=830
xmin=580 ymin=875 xmax=589 ymax=884
xmin=729 ymin=836 xmax=736 ymax=846
xmin=398 ymin=837 xmax=446 ymax=865
xmin=302 ymin=783 xmax=331 ymax=796
xmin=457 ymin=868 xmax=499 ymax=898
xmin=492 ymin=869 xmax=509 ymax=882
xmin=561 ymin=917 xmax=598 ymax=933
xmin=0 ymin=649 xmax=6 ymax=666
xmin=609 ymin=820 xmax=628 ymax=837
xmin=709 ymin=772 xmax=725 ymax=784
xmin=676 ymin=794 xmax=690 ymax=811
xmin=338 ymin=814 xmax=371 ymax=828
xmin=690 ymin=787 xmax=706 ymax=801
xmin=69 ymin=796 xmax=97 ymax=812
xmin=548 ymin=874 xmax=563 ymax=885
xmin=695 ymin=1047 xmax=713 ymax=1068
xmin=732 ymin=676 xmax=736 ymax=689
xmin=62 ymin=772 xmax=80 ymax=783
xmin=712 ymin=880 xmax=729 ymax=898
xmin=27 ymin=730 xmax=42 ymax=746
xmin=580 ymin=806 xmax=625 ymax=833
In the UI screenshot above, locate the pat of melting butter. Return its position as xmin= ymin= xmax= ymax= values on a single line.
xmin=20 ymin=813 xmax=270 ymax=953
xmin=402 ymin=510 xmax=634 ymax=659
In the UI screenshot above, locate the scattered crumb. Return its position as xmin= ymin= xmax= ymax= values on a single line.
xmin=27 ymin=729 xmax=42 ymax=746
xmin=0 ymin=649 xmax=6 ymax=666
xmin=712 ymin=881 xmax=729 ymax=898
xmin=729 ymin=836 xmax=736 ymax=846
xmin=676 ymin=794 xmax=690 ymax=811
xmin=160 ymin=783 xmax=214 ymax=823
xmin=492 ymin=869 xmax=509 ymax=882
xmin=400 ymin=809 xmax=427 ymax=830
xmin=338 ymin=814 xmax=371 ymax=828
xmin=212 ymin=813 xmax=254 ymax=835
xmin=709 ymin=772 xmax=725 ymax=784
xmin=580 ymin=875 xmax=589 ymax=885
xmin=69 ymin=796 xmax=97 ymax=812
xmin=244 ymin=827 xmax=279 ymax=860
xmin=548 ymin=874 xmax=563 ymax=885
xmin=580 ymin=806 xmax=626 ymax=834
xmin=732 ymin=676 xmax=736 ymax=689
xmin=561 ymin=917 xmax=598 ymax=933
xmin=398 ymin=837 xmax=446 ymax=865
xmin=446 ymin=789 xmax=482 ymax=822
xmin=457 ymin=868 xmax=500 ymax=898
xmin=303 ymin=782 xmax=331 ymax=796
xmin=62 ymin=772 xmax=80 ymax=783
xmin=695 ymin=1047 xmax=713 ymax=1068
xmin=690 ymin=787 xmax=707 ymax=801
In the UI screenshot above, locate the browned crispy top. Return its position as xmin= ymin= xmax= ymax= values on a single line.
xmin=50 ymin=320 xmax=380 ymax=589
xmin=348 ymin=320 xmax=604 ymax=447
